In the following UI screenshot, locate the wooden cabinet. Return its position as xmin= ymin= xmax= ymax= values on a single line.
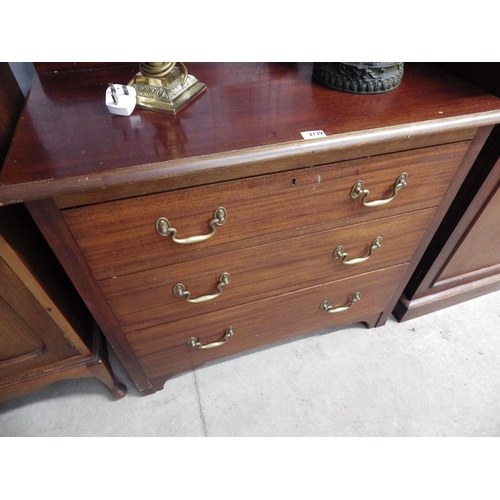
xmin=394 ymin=125 xmax=500 ymax=320
xmin=2 ymin=63 xmax=500 ymax=395
xmin=0 ymin=205 xmax=127 ymax=402
xmin=394 ymin=64 xmax=500 ymax=321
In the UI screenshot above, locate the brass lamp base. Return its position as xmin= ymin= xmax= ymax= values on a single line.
xmin=129 ymin=63 xmax=206 ymax=114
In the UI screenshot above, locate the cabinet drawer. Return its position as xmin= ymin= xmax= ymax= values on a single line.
xmin=63 ymin=142 xmax=470 ymax=280
xmin=127 ymin=264 xmax=407 ymax=385
xmin=102 ymin=209 xmax=434 ymax=333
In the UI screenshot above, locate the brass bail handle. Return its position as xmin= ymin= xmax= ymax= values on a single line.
xmin=333 ymin=237 xmax=382 ymax=265
xmin=187 ymin=326 xmax=235 ymax=349
xmin=156 ymin=207 xmax=227 ymax=244
xmin=320 ymin=292 xmax=361 ymax=314
xmin=173 ymin=272 xmax=231 ymax=304
xmin=351 ymin=173 xmax=408 ymax=207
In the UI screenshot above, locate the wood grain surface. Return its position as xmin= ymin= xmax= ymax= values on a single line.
xmin=2 ymin=63 xmax=500 ymax=205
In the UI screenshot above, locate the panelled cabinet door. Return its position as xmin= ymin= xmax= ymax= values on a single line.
xmin=0 ymin=297 xmax=46 ymax=377
xmin=0 ymin=205 xmax=127 ymax=402
xmin=0 ymin=256 xmax=79 ymax=380
xmin=436 ymin=179 xmax=500 ymax=283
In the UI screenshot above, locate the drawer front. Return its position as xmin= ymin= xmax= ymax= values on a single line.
xmin=102 ymin=209 xmax=434 ymax=333
xmin=63 ymin=142 xmax=470 ymax=280
xmin=126 ymin=264 xmax=407 ymax=384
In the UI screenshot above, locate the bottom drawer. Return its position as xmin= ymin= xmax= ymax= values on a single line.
xmin=127 ymin=264 xmax=407 ymax=389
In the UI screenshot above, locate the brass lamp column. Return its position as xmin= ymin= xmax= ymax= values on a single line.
xmin=129 ymin=62 xmax=206 ymax=114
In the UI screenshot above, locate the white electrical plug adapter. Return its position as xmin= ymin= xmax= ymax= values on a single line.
xmin=105 ymin=83 xmax=136 ymax=116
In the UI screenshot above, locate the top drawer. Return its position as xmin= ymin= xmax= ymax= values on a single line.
xmin=63 ymin=142 xmax=471 ymax=280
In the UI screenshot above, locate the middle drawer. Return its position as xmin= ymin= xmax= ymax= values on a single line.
xmin=100 ymin=209 xmax=434 ymax=333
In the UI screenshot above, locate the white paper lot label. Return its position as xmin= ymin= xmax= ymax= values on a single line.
xmin=300 ymin=130 xmax=327 ymax=140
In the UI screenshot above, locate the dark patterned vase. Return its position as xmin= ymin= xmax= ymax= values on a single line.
xmin=313 ymin=62 xmax=404 ymax=94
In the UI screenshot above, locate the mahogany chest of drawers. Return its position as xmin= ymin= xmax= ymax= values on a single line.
xmin=2 ymin=63 xmax=500 ymax=395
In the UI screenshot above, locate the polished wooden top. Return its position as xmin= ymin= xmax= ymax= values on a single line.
xmin=1 ymin=63 xmax=500 ymax=205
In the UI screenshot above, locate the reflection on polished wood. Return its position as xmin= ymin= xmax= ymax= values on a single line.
xmin=2 ymin=63 xmax=500 ymax=205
